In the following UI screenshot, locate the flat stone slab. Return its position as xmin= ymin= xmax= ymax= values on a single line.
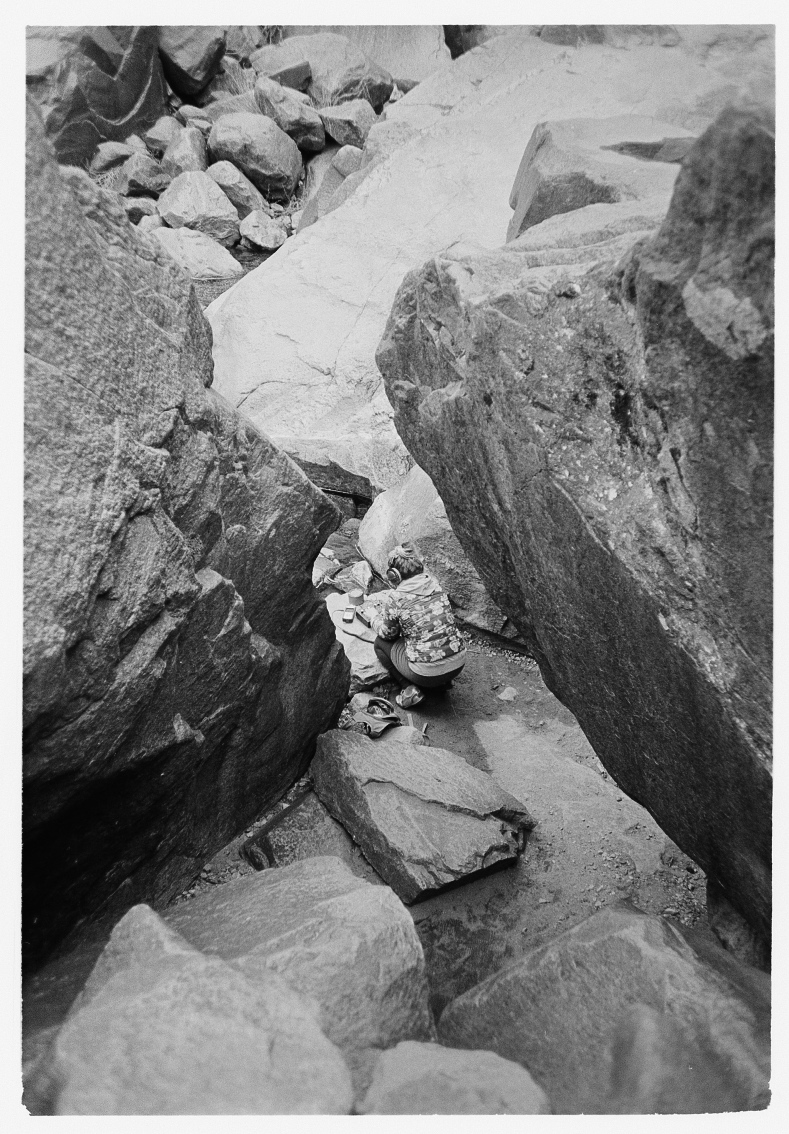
xmin=311 ymin=730 xmax=535 ymax=903
xmin=325 ymin=591 xmax=389 ymax=691
xmin=359 ymin=1040 xmax=551 ymax=1114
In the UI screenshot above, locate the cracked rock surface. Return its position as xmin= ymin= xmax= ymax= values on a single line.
xmin=379 ymin=106 xmax=773 ymax=947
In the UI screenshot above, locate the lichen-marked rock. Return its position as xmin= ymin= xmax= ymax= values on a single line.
xmin=39 ymin=905 xmax=352 ymax=1115
xmin=143 ymin=114 xmax=183 ymax=156
xmin=208 ymin=111 xmax=302 ymax=201
xmin=157 ymin=169 xmax=239 ymax=246
xmin=311 ymin=730 xmax=535 ymax=903
xmin=165 ymin=857 xmax=434 ymax=1089
xmin=153 ymin=226 xmax=244 ymax=280
xmin=319 ymin=99 xmax=377 ymax=149
xmin=437 ymin=905 xmax=770 ymax=1113
xmin=115 ymin=152 xmax=171 ymax=196
xmin=158 ymin=26 xmax=226 ymax=98
xmin=24 ymin=102 xmax=347 ymax=963
xmin=160 ymin=125 xmax=208 ymax=176
xmin=206 ymin=160 xmax=268 ymax=218
xmin=359 ymin=1040 xmax=552 ymax=1114
xmin=254 ymin=74 xmax=325 ymax=153
xmin=239 ymin=210 xmax=287 ymax=251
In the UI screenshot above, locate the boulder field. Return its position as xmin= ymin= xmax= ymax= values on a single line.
xmin=24 ymin=103 xmax=348 ymax=964
xmin=205 ymin=27 xmax=773 ymax=494
xmin=379 ymin=105 xmax=773 ymax=948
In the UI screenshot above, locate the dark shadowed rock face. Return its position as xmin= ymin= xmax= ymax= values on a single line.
xmin=26 ymin=26 xmax=166 ymax=167
xmin=379 ymin=106 xmax=773 ymax=946
xmin=24 ymin=103 xmax=349 ymax=965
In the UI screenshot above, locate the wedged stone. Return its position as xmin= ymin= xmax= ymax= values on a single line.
xmin=283 ymin=25 xmax=451 ymax=85
xmin=359 ymin=1040 xmax=551 ymax=1114
xmin=89 ymin=140 xmax=135 ymax=174
xmin=437 ymin=905 xmax=770 ymax=1114
xmin=507 ymin=115 xmax=694 ymax=241
xmin=114 ymin=151 xmax=170 ymax=196
xmin=254 ymin=74 xmax=325 ymax=152
xmin=205 ymin=30 xmax=772 ymax=499
xmin=142 ymin=113 xmax=183 ymax=155
xmin=160 ymin=125 xmax=207 ymax=176
xmin=197 ymin=55 xmax=255 ymax=106
xmin=165 ymin=857 xmax=434 ymax=1087
xmin=121 ymin=195 xmax=156 ymax=223
xmin=225 ymin=25 xmax=268 ymax=65
xmin=178 ymin=103 xmax=212 ymax=125
xmin=136 ymin=213 xmax=163 ymax=232
xmin=202 ymin=91 xmax=260 ymax=122
xmin=156 ymin=170 xmax=239 ymax=247
xmin=208 ymin=112 xmax=302 ymax=200
xmin=158 ymin=26 xmax=226 ymax=98
xmin=311 ymin=730 xmax=535 ymax=903
xmin=40 ymin=905 xmax=352 ymax=1115
xmin=271 ymin=32 xmax=393 ymax=110
xmin=249 ymin=43 xmax=312 ymax=91
xmin=24 ymin=104 xmax=348 ymax=963
xmin=298 ymin=143 xmax=366 ymax=230
xmin=206 ymin=160 xmax=267 ymax=218
xmin=26 ymin=26 xmax=166 ymax=167
xmin=319 ymin=99 xmax=376 ymax=148
xmin=239 ymin=210 xmax=287 ymax=251
xmin=153 ymin=226 xmax=244 ymax=279
xmin=123 ymin=132 xmax=149 ymax=154
xmin=358 ymin=464 xmax=522 ymax=640
xmin=325 ymin=592 xmax=389 ymax=692
xmin=380 ymin=106 xmax=773 ymax=946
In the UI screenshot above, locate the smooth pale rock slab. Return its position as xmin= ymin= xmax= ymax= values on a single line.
xmin=143 ymin=114 xmax=183 ymax=156
xmin=380 ymin=107 xmax=773 ymax=946
xmin=359 ymin=1040 xmax=551 ymax=1114
xmin=208 ymin=112 xmax=302 ymax=200
xmin=254 ymin=74 xmax=325 ymax=153
xmin=89 ymin=140 xmax=135 ymax=174
xmin=507 ymin=115 xmax=694 ymax=241
xmin=206 ymin=159 xmax=267 ymax=217
xmin=153 ymin=226 xmax=244 ymax=279
xmin=165 ymin=857 xmax=434 ymax=1088
xmin=250 ymin=42 xmax=312 ymax=91
xmin=264 ymin=32 xmax=393 ymax=110
xmin=157 ymin=170 xmax=239 ymax=246
xmin=358 ymin=464 xmax=522 ymax=640
xmin=160 ymin=125 xmax=208 ymax=176
xmin=44 ymin=905 xmax=352 ymax=1115
xmin=115 ymin=152 xmax=171 ymax=196
xmin=319 ymin=100 xmax=377 ymax=149
xmin=438 ymin=905 xmax=771 ymax=1114
xmin=158 ymin=26 xmax=226 ymax=98
xmin=325 ymin=591 xmax=389 ymax=692
xmin=311 ymin=730 xmax=535 ymax=903
xmin=240 ymin=210 xmax=287 ymax=251
xmin=206 ymin=30 xmax=772 ymax=495
xmin=284 ymin=25 xmax=451 ymax=85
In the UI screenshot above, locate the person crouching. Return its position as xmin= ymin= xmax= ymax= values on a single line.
xmin=371 ymin=542 xmax=467 ymax=708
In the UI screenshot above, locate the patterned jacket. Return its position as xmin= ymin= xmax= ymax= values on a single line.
xmin=371 ymin=572 xmax=466 ymax=668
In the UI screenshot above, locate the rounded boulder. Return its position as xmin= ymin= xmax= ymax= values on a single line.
xmin=208 ymin=113 xmax=302 ymax=202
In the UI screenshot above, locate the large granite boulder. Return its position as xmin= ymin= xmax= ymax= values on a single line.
xmin=358 ymin=464 xmax=522 ymax=640
xmin=437 ymin=905 xmax=770 ymax=1113
xmin=284 ymin=26 xmax=451 ymax=85
xmin=30 ymin=905 xmax=353 ymax=1115
xmin=157 ymin=26 xmax=226 ymax=99
xmin=153 ymin=226 xmax=244 ymax=280
xmin=156 ymin=170 xmax=240 ymax=246
xmin=506 ymin=115 xmax=694 ymax=241
xmin=358 ymin=1040 xmax=551 ymax=1114
xmin=258 ymin=32 xmax=393 ymax=110
xmin=165 ymin=857 xmax=434 ymax=1088
xmin=206 ymin=28 xmax=773 ymax=496
xmin=254 ymin=74 xmax=325 ymax=153
xmin=24 ymin=103 xmax=348 ymax=964
xmin=208 ymin=112 xmax=302 ymax=201
xmin=379 ymin=106 xmax=773 ymax=947
xmin=311 ymin=730 xmax=535 ymax=903
xmin=26 ymin=25 xmax=166 ymax=167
